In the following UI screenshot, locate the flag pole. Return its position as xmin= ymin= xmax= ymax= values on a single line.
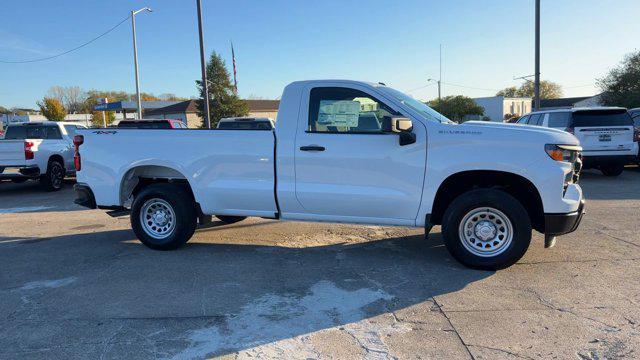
xmin=231 ymin=41 xmax=238 ymax=94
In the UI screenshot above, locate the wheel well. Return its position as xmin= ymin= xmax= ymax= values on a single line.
xmin=120 ymin=165 xmax=195 ymax=207
xmin=430 ymin=170 xmax=544 ymax=232
xmin=48 ymin=154 xmax=64 ymax=168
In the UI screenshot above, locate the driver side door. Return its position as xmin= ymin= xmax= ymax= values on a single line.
xmin=293 ymin=86 xmax=427 ymax=224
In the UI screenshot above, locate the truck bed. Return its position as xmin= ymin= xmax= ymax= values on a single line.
xmin=77 ymin=129 xmax=278 ymax=217
xmin=0 ymin=140 xmax=28 ymax=166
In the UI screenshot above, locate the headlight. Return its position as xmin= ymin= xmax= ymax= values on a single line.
xmin=545 ymin=144 xmax=581 ymax=163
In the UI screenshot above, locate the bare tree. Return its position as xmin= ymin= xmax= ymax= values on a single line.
xmin=46 ymin=86 xmax=88 ymax=113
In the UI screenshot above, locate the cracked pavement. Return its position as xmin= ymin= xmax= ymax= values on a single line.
xmin=1 ymin=168 xmax=639 ymax=359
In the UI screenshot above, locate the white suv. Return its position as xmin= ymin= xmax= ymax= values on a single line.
xmin=517 ymin=108 xmax=638 ymax=176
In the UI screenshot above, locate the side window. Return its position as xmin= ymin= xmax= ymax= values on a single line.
xmin=529 ymin=114 xmax=543 ymax=126
xmin=548 ymin=112 xmax=572 ymax=128
xmin=45 ymin=126 xmax=62 ymax=139
xmin=63 ymin=125 xmax=78 ymax=136
xmin=516 ymin=115 xmax=529 ymax=124
xmin=308 ymin=87 xmax=400 ymax=133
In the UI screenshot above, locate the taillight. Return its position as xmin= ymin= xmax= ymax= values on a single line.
xmin=73 ymin=135 xmax=84 ymax=171
xmin=24 ymin=141 xmax=34 ymax=160
xmin=634 ymin=126 xmax=639 ymax=142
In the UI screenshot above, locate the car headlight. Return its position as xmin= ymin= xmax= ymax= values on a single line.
xmin=545 ymin=144 xmax=581 ymax=163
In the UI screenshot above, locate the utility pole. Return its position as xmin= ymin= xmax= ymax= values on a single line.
xmin=439 ymin=43 xmax=442 ymax=101
xmin=131 ymin=7 xmax=152 ymax=120
xmin=196 ymin=0 xmax=211 ymax=129
xmin=427 ymin=44 xmax=442 ymax=101
xmin=534 ymin=0 xmax=541 ymax=111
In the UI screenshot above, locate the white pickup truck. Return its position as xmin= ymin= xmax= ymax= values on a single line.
xmin=0 ymin=122 xmax=85 ymax=190
xmin=74 ymin=80 xmax=585 ymax=269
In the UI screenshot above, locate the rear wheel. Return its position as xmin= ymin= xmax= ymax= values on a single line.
xmin=216 ymin=215 xmax=247 ymax=224
xmin=600 ymin=163 xmax=624 ymax=177
xmin=40 ymin=160 xmax=65 ymax=191
xmin=131 ymin=183 xmax=197 ymax=250
xmin=441 ymin=189 xmax=532 ymax=270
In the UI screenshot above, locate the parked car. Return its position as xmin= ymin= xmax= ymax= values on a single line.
xmin=516 ymin=108 xmax=638 ymax=176
xmin=629 ymin=108 xmax=640 ymax=163
xmin=0 ymin=122 xmax=86 ymax=190
xmin=74 ymin=80 xmax=585 ymax=270
xmin=117 ymin=119 xmax=187 ymax=129
xmin=217 ymin=117 xmax=275 ymax=130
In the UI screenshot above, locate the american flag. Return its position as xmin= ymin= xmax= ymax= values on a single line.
xmin=231 ymin=41 xmax=238 ymax=93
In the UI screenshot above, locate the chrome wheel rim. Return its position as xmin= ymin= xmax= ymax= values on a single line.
xmin=51 ymin=163 xmax=64 ymax=188
xmin=140 ymin=198 xmax=176 ymax=239
xmin=459 ymin=207 xmax=513 ymax=257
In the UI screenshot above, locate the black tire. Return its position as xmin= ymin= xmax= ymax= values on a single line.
xmin=216 ymin=215 xmax=247 ymax=224
xmin=131 ymin=183 xmax=197 ymax=250
xmin=441 ymin=189 xmax=532 ymax=270
xmin=40 ymin=160 xmax=65 ymax=191
xmin=600 ymin=164 xmax=624 ymax=177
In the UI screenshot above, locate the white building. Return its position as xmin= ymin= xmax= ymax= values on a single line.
xmin=473 ymin=96 xmax=532 ymax=122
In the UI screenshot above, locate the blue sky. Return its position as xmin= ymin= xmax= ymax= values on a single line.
xmin=1 ymin=0 xmax=639 ymax=109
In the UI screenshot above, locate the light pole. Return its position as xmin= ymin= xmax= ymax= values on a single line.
xmin=534 ymin=0 xmax=541 ymax=111
xmin=196 ymin=0 xmax=211 ymax=129
xmin=131 ymin=7 xmax=152 ymax=120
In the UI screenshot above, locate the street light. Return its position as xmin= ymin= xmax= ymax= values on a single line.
xmin=131 ymin=7 xmax=152 ymax=120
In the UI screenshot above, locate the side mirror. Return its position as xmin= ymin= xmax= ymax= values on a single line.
xmin=390 ymin=117 xmax=416 ymax=146
xmin=391 ymin=117 xmax=413 ymax=133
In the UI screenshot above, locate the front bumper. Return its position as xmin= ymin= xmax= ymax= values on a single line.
xmin=0 ymin=165 xmax=40 ymax=179
xmin=74 ymin=183 xmax=97 ymax=209
xmin=544 ymin=198 xmax=586 ymax=236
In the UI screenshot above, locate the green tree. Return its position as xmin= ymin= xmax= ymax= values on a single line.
xmin=196 ymin=51 xmax=248 ymax=127
xmin=0 ymin=106 xmax=10 ymax=114
xmin=37 ymin=97 xmax=67 ymax=121
xmin=598 ymin=51 xmax=640 ymax=108
xmin=428 ymin=95 xmax=484 ymax=122
xmin=91 ymin=111 xmax=116 ymax=127
xmin=496 ymin=80 xmax=563 ymax=99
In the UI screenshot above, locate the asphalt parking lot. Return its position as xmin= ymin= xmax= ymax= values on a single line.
xmin=1 ymin=169 xmax=639 ymax=359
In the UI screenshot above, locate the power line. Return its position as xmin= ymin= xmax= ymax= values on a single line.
xmin=0 ymin=15 xmax=131 ymax=64
xmin=406 ymin=83 xmax=436 ymax=93
xmin=441 ymin=81 xmax=499 ymax=92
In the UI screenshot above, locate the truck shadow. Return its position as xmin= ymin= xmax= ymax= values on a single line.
xmin=1 ymin=227 xmax=492 ymax=358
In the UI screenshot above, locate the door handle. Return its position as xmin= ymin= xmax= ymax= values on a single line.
xmin=299 ymin=145 xmax=325 ymax=152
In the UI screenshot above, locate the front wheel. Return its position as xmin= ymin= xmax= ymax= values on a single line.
xmin=441 ymin=189 xmax=532 ymax=270
xmin=131 ymin=183 xmax=197 ymax=250
xmin=600 ymin=163 xmax=624 ymax=177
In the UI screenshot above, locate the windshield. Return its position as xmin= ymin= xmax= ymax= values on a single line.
xmin=377 ymin=86 xmax=453 ymax=124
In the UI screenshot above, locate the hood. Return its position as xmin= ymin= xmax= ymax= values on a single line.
xmin=458 ymin=121 xmax=579 ymax=145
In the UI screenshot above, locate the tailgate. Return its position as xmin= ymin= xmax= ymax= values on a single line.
xmin=0 ymin=140 xmax=26 ymax=166
xmin=571 ymin=109 xmax=635 ymax=154
xmin=574 ymin=126 xmax=635 ymax=152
